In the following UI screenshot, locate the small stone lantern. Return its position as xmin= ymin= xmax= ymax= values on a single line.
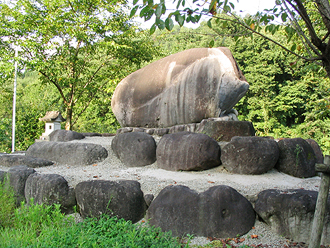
xmin=39 ymin=111 xmax=66 ymax=140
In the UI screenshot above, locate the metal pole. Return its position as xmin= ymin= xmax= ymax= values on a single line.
xmin=12 ymin=47 xmax=18 ymax=153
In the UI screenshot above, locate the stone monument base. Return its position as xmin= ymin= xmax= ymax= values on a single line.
xmin=116 ymin=119 xmax=255 ymax=142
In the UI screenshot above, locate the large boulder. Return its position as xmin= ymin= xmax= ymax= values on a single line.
xmin=112 ymin=47 xmax=249 ymax=128
xmin=255 ymin=189 xmax=330 ymax=246
xmin=147 ymin=185 xmax=255 ymax=238
xmin=275 ymin=138 xmax=316 ymax=178
xmin=49 ymin=129 xmax=85 ymax=142
xmin=0 ymin=154 xmax=53 ymax=168
xmin=75 ymin=180 xmax=147 ymax=223
xmin=111 ymin=132 xmax=156 ymax=167
xmin=156 ymin=132 xmax=221 ymax=171
xmin=26 ymin=142 xmax=108 ymax=165
xmin=305 ymin=139 xmax=324 ymax=164
xmin=6 ymin=165 xmax=36 ymax=206
xmin=221 ymin=136 xmax=279 ymax=175
xmin=25 ymin=173 xmax=76 ymax=213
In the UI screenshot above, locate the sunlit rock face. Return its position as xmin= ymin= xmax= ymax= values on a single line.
xmin=111 ymin=47 xmax=249 ymax=128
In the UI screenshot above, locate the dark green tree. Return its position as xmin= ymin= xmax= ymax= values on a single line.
xmin=0 ymin=0 xmax=157 ymax=130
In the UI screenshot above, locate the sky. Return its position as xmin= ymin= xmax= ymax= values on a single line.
xmin=135 ymin=0 xmax=276 ymax=29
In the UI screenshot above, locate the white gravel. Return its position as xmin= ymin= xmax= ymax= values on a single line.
xmin=0 ymin=136 xmax=323 ymax=247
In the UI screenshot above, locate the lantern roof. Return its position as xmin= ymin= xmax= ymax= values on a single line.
xmin=39 ymin=111 xmax=66 ymax=122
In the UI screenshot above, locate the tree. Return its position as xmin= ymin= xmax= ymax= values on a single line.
xmin=0 ymin=0 xmax=157 ymax=130
xmin=132 ymin=0 xmax=330 ymax=78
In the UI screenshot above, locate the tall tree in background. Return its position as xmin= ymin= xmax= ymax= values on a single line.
xmin=132 ymin=0 xmax=330 ymax=78
xmin=0 ymin=0 xmax=157 ymax=130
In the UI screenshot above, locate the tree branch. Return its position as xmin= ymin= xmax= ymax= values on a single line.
xmin=282 ymin=0 xmax=321 ymax=57
xmin=211 ymin=14 xmax=323 ymax=62
xmin=290 ymin=0 xmax=323 ymax=50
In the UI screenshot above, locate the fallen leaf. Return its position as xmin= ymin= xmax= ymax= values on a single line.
xmin=251 ymin=235 xmax=258 ymax=239
xmin=252 ymin=226 xmax=255 ymax=229
xmin=208 ymin=181 xmax=215 ymax=183
xmin=239 ymin=238 xmax=245 ymax=242
xmin=93 ymin=175 xmax=98 ymax=178
xmin=92 ymin=164 xmax=97 ymax=166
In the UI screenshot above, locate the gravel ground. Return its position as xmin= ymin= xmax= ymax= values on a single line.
xmin=0 ymin=136 xmax=324 ymax=247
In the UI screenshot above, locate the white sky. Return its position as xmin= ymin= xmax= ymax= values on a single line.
xmin=135 ymin=0 xmax=276 ymax=29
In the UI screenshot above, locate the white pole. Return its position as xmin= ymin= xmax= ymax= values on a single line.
xmin=12 ymin=47 xmax=18 ymax=153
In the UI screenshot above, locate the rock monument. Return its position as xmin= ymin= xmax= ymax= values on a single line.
xmin=111 ymin=47 xmax=249 ymax=128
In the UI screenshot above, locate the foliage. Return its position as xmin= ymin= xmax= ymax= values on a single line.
xmin=0 ymin=176 xmax=16 ymax=229
xmin=0 ymin=0 xmax=158 ymax=130
xmin=132 ymin=0 xmax=330 ymax=78
xmin=0 ymin=71 xmax=63 ymax=152
xmin=0 ymin=181 xmax=186 ymax=248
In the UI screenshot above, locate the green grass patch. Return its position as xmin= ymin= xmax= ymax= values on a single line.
xmin=0 ymin=181 xmax=188 ymax=248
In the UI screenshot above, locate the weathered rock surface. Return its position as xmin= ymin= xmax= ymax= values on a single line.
xmin=26 ymin=142 xmax=108 ymax=165
xmin=255 ymin=189 xmax=330 ymax=246
xmin=275 ymin=138 xmax=316 ymax=178
xmin=197 ymin=120 xmax=255 ymax=142
xmin=49 ymin=129 xmax=85 ymax=142
xmin=147 ymin=185 xmax=255 ymax=238
xmin=112 ymin=47 xmax=249 ymax=128
xmin=6 ymin=165 xmax=36 ymax=206
xmin=156 ymin=132 xmax=221 ymax=171
xmin=75 ymin=180 xmax=146 ymax=223
xmin=221 ymin=136 xmax=279 ymax=175
xmin=0 ymin=154 xmax=53 ymax=168
xmin=111 ymin=132 xmax=156 ymax=167
xmin=81 ymin=132 xmax=102 ymax=137
xmin=25 ymin=173 xmax=76 ymax=213
xmin=0 ymin=170 xmax=5 ymax=182
xmin=306 ymin=139 xmax=324 ymax=164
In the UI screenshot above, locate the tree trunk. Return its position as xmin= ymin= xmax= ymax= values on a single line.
xmin=65 ymin=106 xmax=73 ymax=130
xmin=323 ymin=59 xmax=330 ymax=79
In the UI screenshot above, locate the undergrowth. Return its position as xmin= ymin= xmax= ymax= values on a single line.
xmin=0 ymin=180 xmax=188 ymax=248
xmin=0 ymin=178 xmax=253 ymax=248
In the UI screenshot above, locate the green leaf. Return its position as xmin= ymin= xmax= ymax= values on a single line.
xmin=207 ymin=18 xmax=212 ymax=28
xmin=209 ymin=39 xmax=215 ymax=48
xmin=176 ymin=0 xmax=182 ymax=9
xmin=291 ymin=43 xmax=297 ymax=52
xmin=155 ymin=4 xmax=162 ymax=18
xmin=144 ymin=9 xmax=155 ymax=21
xmin=175 ymin=13 xmax=185 ymax=26
xmin=165 ymin=17 xmax=174 ymax=31
xmin=156 ymin=18 xmax=165 ymax=29
xmin=281 ymin=13 xmax=287 ymax=22
xmin=133 ymin=0 xmax=139 ymax=5
xmin=209 ymin=0 xmax=217 ymax=11
xmin=129 ymin=6 xmax=139 ymax=18
xmin=150 ymin=23 xmax=156 ymax=34
xmin=229 ymin=2 xmax=234 ymax=9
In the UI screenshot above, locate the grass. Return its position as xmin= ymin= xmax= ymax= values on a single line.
xmin=0 ymin=179 xmax=189 ymax=248
xmin=0 ymin=179 xmax=253 ymax=248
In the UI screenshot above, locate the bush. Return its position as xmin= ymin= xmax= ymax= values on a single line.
xmin=0 ymin=180 xmax=187 ymax=248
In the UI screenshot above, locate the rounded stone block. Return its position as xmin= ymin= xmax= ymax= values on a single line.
xmin=275 ymin=138 xmax=316 ymax=178
xmin=25 ymin=173 xmax=76 ymax=213
xmin=156 ymin=132 xmax=221 ymax=171
xmin=75 ymin=180 xmax=147 ymax=223
xmin=147 ymin=185 xmax=255 ymax=238
xmin=111 ymin=132 xmax=156 ymax=167
xmin=197 ymin=120 xmax=255 ymax=142
xmin=221 ymin=136 xmax=279 ymax=175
